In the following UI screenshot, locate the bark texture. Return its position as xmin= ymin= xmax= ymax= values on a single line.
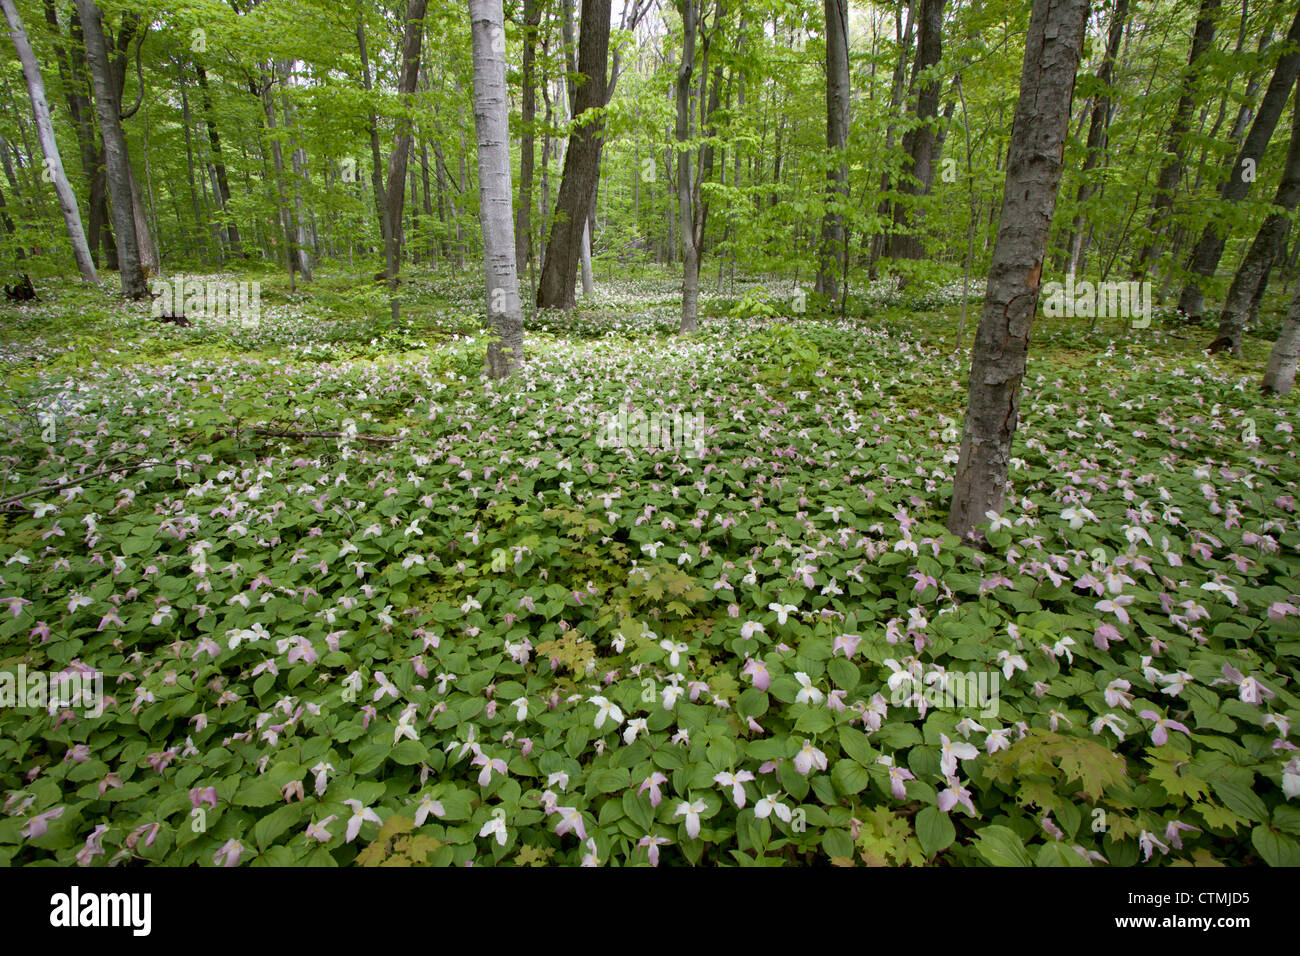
xmin=470 ymin=0 xmax=525 ymax=378
xmin=947 ymin=0 xmax=1091 ymax=539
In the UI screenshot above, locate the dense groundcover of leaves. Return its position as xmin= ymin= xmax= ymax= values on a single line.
xmin=1 ymin=274 xmax=1298 ymax=867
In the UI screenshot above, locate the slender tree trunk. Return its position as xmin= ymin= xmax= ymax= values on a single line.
xmin=256 ymin=66 xmax=299 ymax=289
xmin=515 ymin=0 xmax=541 ymax=277
xmin=1180 ymin=5 xmax=1300 ymax=318
xmin=3 ymin=0 xmax=97 ymax=281
xmin=358 ymin=10 xmax=389 ymax=263
xmin=1131 ymin=0 xmax=1220 ymax=279
xmin=382 ymin=0 xmax=429 ymax=319
xmin=470 ymin=0 xmax=525 ymax=378
xmin=948 ymin=0 xmax=1091 ymax=538
xmin=75 ymin=0 xmax=145 ymax=297
xmin=869 ymin=2 xmax=916 ymax=274
xmin=676 ymin=0 xmax=703 ymax=333
xmin=883 ymin=0 xmax=945 ymax=268
xmin=1211 ymin=83 xmax=1300 ymax=354
xmin=195 ymin=64 xmax=241 ymax=257
xmin=1067 ymin=0 xmax=1129 ymax=276
xmin=816 ymin=0 xmax=850 ymax=300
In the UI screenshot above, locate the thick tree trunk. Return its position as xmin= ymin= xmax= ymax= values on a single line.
xmin=41 ymin=0 xmax=108 ymax=267
xmin=536 ymin=0 xmax=611 ymax=310
xmin=947 ymin=0 xmax=1091 ymax=539
xmin=816 ymin=0 xmax=851 ymax=301
xmin=1211 ymin=86 xmax=1300 ymax=355
xmin=1179 ymin=5 xmax=1300 ymax=318
xmin=470 ymin=0 xmax=525 ymax=378
xmin=1131 ymin=0 xmax=1220 ymax=279
xmin=3 ymin=0 xmax=97 ymax=282
xmin=74 ymin=0 xmax=145 ymax=298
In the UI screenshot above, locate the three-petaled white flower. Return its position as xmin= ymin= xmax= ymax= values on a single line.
xmin=343 ymin=799 xmax=382 ymax=842
xmin=589 ymin=695 xmax=624 ymax=729
xmin=674 ymin=799 xmax=709 ymax=839
xmin=794 ymin=672 xmax=824 ymax=705
xmin=768 ymin=603 xmax=798 ymax=625
xmin=713 ymin=770 xmax=756 ymax=809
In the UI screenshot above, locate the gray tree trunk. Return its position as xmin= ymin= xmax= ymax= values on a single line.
xmin=883 ymin=0 xmax=945 ymax=267
xmin=676 ymin=0 xmax=701 ymax=333
xmin=816 ymin=0 xmax=851 ymax=301
xmin=383 ymin=0 xmax=429 ymax=319
xmin=1262 ymin=285 xmax=1300 ymax=394
xmin=74 ymin=0 xmax=145 ymax=298
xmin=1212 ymin=85 xmax=1300 ymax=355
xmin=948 ymin=0 xmax=1091 ymax=539
xmin=470 ymin=0 xmax=525 ymax=378
xmin=3 ymin=0 xmax=97 ymax=282
xmin=515 ymin=0 xmax=541 ymax=276
xmin=357 ymin=12 xmax=389 ymax=261
xmin=1067 ymin=0 xmax=1129 ymax=276
xmin=1131 ymin=0 xmax=1220 ymax=279
xmin=1179 ymin=5 xmax=1300 ymax=318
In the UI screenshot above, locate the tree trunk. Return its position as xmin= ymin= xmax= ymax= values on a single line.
xmin=948 ymin=0 xmax=1091 ymax=539
xmin=883 ymin=0 xmax=945 ymax=267
xmin=74 ymin=0 xmax=145 ymax=297
xmin=816 ymin=0 xmax=850 ymax=300
xmin=536 ymin=0 xmax=611 ymax=310
xmin=357 ymin=10 xmax=389 ymax=263
xmin=676 ymin=0 xmax=701 ymax=333
xmin=1262 ymin=283 xmax=1300 ymax=394
xmin=1067 ymin=0 xmax=1129 ymax=276
xmin=868 ymin=1 xmax=916 ymax=275
xmin=470 ymin=0 xmax=525 ymax=378
xmin=194 ymin=64 xmax=241 ymax=257
xmin=1131 ymin=0 xmax=1220 ymax=279
xmin=515 ymin=0 xmax=541 ymax=276
xmin=1211 ymin=83 xmax=1300 ymax=355
xmin=1179 ymin=5 xmax=1300 ymax=318
xmin=3 ymin=0 xmax=97 ymax=282
xmin=382 ymin=0 xmax=429 ymax=319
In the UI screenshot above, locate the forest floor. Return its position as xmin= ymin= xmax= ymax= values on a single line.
xmin=0 ymin=267 xmax=1297 ymax=867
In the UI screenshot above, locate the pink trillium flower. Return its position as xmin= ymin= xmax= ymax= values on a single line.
xmin=554 ymin=807 xmax=588 ymax=841
xmin=1164 ymin=820 xmax=1201 ymax=849
xmin=742 ymin=658 xmax=771 ymax=692
xmin=937 ymin=778 xmax=976 ymax=816
xmin=832 ymin=633 xmax=861 ymax=658
xmin=306 ymin=816 xmax=337 ymax=842
xmin=212 ymin=839 xmax=244 ymax=867
xmin=639 ymin=772 xmax=668 ymax=808
xmin=793 ymin=739 xmax=827 ymax=775
xmin=637 ymin=834 xmax=671 ymax=866
xmin=1138 ymin=710 xmax=1190 ymax=746
xmin=21 ymin=806 xmax=65 ymax=839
